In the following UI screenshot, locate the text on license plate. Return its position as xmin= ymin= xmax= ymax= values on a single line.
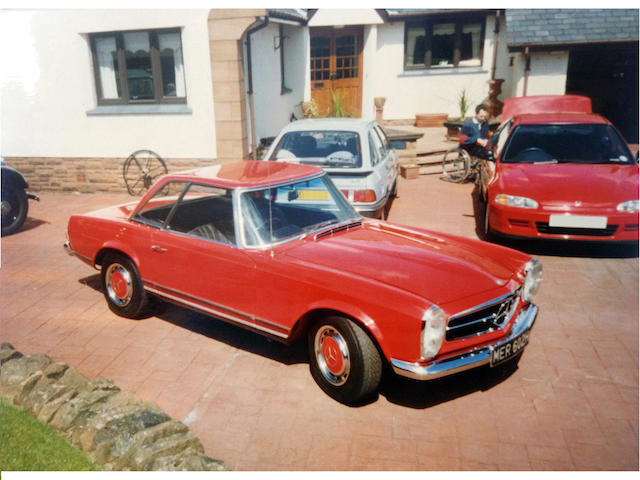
xmin=490 ymin=331 xmax=529 ymax=367
xmin=297 ymin=190 xmax=329 ymax=200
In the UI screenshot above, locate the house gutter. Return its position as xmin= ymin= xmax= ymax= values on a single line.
xmin=490 ymin=9 xmax=500 ymax=80
xmin=245 ymin=16 xmax=270 ymax=160
xmin=522 ymin=46 xmax=531 ymax=96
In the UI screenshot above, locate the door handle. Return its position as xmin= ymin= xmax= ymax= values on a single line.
xmin=151 ymin=245 xmax=168 ymax=253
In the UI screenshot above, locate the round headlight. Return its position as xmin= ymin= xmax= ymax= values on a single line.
xmin=495 ymin=194 xmax=539 ymax=209
xmin=617 ymin=200 xmax=639 ymax=213
xmin=421 ymin=305 xmax=446 ymax=360
xmin=521 ymin=259 xmax=542 ymax=303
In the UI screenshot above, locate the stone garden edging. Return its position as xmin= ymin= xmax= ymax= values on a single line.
xmin=0 ymin=342 xmax=226 ymax=471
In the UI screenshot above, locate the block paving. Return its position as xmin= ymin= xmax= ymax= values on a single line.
xmin=0 ymin=173 xmax=637 ymax=470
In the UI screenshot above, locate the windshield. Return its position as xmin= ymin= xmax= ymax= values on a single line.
xmin=239 ymin=174 xmax=360 ymax=247
xmin=501 ymin=124 xmax=633 ymax=165
xmin=268 ymin=130 xmax=363 ymax=168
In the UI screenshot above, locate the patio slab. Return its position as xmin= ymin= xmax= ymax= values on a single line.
xmin=0 ymin=174 xmax=637 ymax=471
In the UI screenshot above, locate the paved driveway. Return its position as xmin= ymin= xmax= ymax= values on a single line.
xmin=1 ymin=174 xmax=637 ymax=470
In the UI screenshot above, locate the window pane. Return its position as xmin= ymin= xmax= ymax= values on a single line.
xmin=406 ymin=26 xmax=426 ymax=67
xmin=270 ymin=131 xmax=362 ymax=168
xmin=158 ymin=32 xmax=186 ymax=98
xmin=95 ymin=36 xmax=121 ymax=99
xmin=124 ymin=31 xmax=154 ymax=100
xmin=135 ymin=181 xmax=188 ymax=227
xmin=169 ymin=184 xmax=235 ymax=244
xmin=432 ymin=23 xmax=455 ymax=67
xmin=460 ymin=23 xmax=482 ymax=67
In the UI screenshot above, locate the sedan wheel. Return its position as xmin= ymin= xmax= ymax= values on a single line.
xmin=1 ymin=186 xmax=28 ymax=236
xmin=101 ymin=253 xmax=148 ymax=319
xmin=308 ymin=316 xmax=382 ymax=404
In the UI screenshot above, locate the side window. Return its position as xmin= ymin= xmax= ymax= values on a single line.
xmin=369 ymin=130 xmax=384 ymax=166
xmin=134 ymin=181 xmax=188 ymax=228
xmin=495 ymin=120 xmax=513 ymax=158
xmin=168 ymin=184 xmax=235 ymax=245
xmin=374 ymin=125 xmax=390 ymax=155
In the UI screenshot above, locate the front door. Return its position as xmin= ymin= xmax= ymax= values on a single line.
xmin=310 ymin=26 xmax=363 ymax=118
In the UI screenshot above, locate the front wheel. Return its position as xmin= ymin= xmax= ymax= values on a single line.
xmin=442 ymin=148 xmax=471 ymax=183
xmin=1 ymin=186 xmax=28 ymax=236
xmin=101 ymin=253 xmax=148 ymax=319
xmin=308 ymin=316 xmax=382 ymax=404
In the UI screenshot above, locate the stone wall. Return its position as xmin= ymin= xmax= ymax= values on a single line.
xmin=0 ymin=343 xmax=226 ymax=471
xmin=3 ymin=157 xmax=215 ymax=194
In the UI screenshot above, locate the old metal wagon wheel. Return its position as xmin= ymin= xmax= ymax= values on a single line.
xmin=123 ymin=150 xmax=167 ymax=196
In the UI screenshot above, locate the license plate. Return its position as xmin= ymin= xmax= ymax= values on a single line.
xmin=490 ymin=330 xmax=530 ymax=367
xmin=297 ymin=190 xmax=329 ymax=200
xmin=549 ymin=214 xmax=607 ymax=229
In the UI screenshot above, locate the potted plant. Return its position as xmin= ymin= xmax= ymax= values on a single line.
xmin=444 ymin=88 xmax=471 ymax=140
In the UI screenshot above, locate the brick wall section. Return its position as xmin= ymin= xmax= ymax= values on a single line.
xmin=208 ymin=9 xmax=266 ymax=163
xmin=3 ymin=157 xmax=214 ymax=194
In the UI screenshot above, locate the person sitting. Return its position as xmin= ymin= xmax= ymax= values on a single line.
xmin=461 ymin=104 xmax=492 ymax=160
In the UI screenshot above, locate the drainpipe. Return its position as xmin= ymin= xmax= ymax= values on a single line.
xmin=245 ymin=16 xmax=270 ymax=160
xmin=522 ymin=47 xmax=531 ymax=96
xmin=490 ymin=10 xmax=500 ymax=80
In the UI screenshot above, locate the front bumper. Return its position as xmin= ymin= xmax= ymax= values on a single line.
xmin=390 ymin=303 xmax=537 ymax=381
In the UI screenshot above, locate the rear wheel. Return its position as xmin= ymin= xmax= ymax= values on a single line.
xmin=101 ymin=253 xmax=148 ymax=318
xmin=442 ymin=147 xmax=471 ymax=183
xmin=1 ymin=186 xmax=28 ymax=236
xmin=308 ymin=315 xmax=382 ymax=404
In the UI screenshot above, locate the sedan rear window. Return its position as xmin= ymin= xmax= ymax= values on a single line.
xmin=268 ymin=131 xmax=362 ymax=168
xmin=502 ymin=124 xmax=633 ymax=165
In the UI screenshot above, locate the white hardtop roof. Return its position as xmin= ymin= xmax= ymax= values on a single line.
xmin=281 ymin=118 xmax=375 ymax=134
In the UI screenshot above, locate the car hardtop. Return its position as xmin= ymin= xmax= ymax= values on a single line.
xmin=501 ymin=94 xmax=592 ymax=122
xmin=279 ymin=118 xmax=377 ymax=135
xmin=513 ymin=112 xmax=610 ymax=126
xmin=147 ymin=161 xmax=324 ymax=192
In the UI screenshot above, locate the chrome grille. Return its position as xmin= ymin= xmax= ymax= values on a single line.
xmin=446 ymin=290 xmax=520 ymax=341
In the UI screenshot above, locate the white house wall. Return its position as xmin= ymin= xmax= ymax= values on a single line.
xmin=0 ymin=9 xmax=216 ymax=159
xmin=511 ymin=51 xmax=569 ymax=97
xmin=370 ymin=16 xmax=513 ymax=120
xmin=249 ymin=22 xmax=307 ymax=145
xmin=308 ymin=9 xmax=383 ymax=27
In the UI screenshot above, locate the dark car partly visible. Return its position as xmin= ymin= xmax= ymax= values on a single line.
xmin=1 ymin=158 xmax=39 ymax=236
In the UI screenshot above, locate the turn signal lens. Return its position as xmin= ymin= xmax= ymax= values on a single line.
xmin=617 ymin=200 xmax=639 ymax=212
xmin=353 ymin=190 xmax=377 ymax=203
xmin=421 ymin=306 xmax=446 ymax=360
xmin=495 ymin=194 xmax=538 ymax=209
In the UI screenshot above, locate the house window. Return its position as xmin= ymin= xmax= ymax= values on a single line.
xmin=405 ymin=18 xmax=484 ymax=70
xmin=90 ymin=28 xmax=186 ymax=105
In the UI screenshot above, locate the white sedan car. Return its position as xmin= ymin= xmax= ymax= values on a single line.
xmin=263 ymin=119 xmax=399 ymax=218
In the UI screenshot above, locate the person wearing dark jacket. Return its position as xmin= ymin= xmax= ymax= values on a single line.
xmin=461 ymin=104 xmax=492 ymax=160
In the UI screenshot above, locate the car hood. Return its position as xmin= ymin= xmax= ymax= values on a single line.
xmin=496 ymin=163 xmax=639 ymax=206
xmin=284 ymin=221 xmax=529 ymax=305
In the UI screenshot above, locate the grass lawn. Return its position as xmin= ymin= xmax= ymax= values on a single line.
xmin=0 ymin=398 xmax=98 ymax=471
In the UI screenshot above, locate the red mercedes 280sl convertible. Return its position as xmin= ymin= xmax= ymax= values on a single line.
xmin=65 ymin=161 xmax=541 ymax=403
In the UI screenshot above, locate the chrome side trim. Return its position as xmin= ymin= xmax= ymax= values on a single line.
xmin=143 ymin=283 xmax=290 ymax=339
xmin=390 ymin=304 xmax=538 ymax=381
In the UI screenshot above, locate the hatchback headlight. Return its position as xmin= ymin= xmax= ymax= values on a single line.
xmin=521 ymin=259 xmax=542 ymax=303
xmin=421 ymin=306 xmax=446 ymax=360
xmin=495 ymin=194 xmax=539 ymax=209
xmin=616 ymin=200 xmax=639 ymax=213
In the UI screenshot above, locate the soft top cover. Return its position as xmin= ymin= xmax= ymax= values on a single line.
xmin=502 ymin=95 xmax=592 ymax=122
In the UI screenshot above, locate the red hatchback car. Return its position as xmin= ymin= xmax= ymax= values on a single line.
xmin=65 ymin=161 xmax=541 ymax=404
xmin=480 ymin=95 xmax=639 ymax=242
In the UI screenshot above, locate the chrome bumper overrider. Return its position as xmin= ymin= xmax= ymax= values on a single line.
xmin=390 ymin=304 xmax=538 ymax=381
xmin=63 ymin=241 xmax=75 ymax=257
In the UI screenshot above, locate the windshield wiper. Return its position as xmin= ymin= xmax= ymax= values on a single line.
xmin=533 ymin=159 xmax=558 ymax=164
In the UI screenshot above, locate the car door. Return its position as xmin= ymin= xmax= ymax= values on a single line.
xmin=137 ymin=182 xmax=257 ymax=326
xmin=481 ymin=119 xmax=513 ymax=199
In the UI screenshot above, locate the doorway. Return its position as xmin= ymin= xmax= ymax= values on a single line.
xmin=565 ymin=42 xmax=639 ymax=144
xmin=310 ymin=26 xmax=363 ymax=118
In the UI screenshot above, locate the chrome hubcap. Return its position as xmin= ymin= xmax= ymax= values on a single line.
xmin=314 ymin=326 xmax=350 ymax=386
xmin=105 ymin=263 xmax=132 ymax=307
